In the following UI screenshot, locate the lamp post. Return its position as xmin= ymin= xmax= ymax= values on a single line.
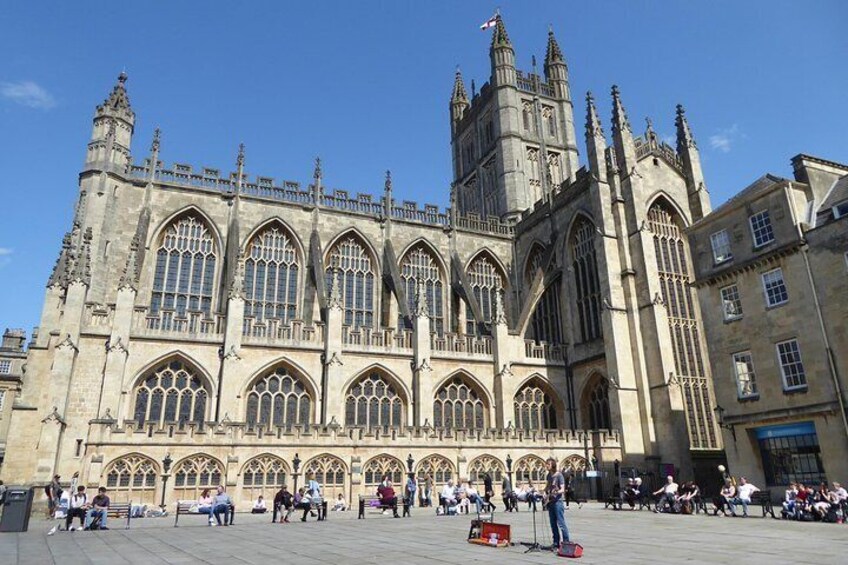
xmin=713 ymin=404 xmax=737 ymax=442
xmin=506 ymin=454 xmax=513 ymax=486
xmin=160 ymin=453 xmax=173 ymax=510
xmin=406 ymin=453 xmax=414 ymax=473
xmin=292 ymin=453 xmax=301 ymax=492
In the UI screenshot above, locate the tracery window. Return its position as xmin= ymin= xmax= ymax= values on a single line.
xmin=548 ymin=152 xmax=562 ymax=188
xmin=241 ymin=455 xmax=289 ymax=501
xmin=530 ymin=280 xmax=563 ymax=345
xmin=172 ymin=455 xmax=223 ymax=501
xmin=648 ymin=200 xmax=718 ymax=450
xmin=244 ymin=224 xmax=299 ymax=323
xmin=515 ymin=455 xmax=547 ymax=483
xmin=363 ymin=455 xmax=404 ymax=487
xmin=245 ymin=365 xmax=312 ymax=428
xmin=522 ymin=100 xmax=534 ymax=132
xmin=399 ymin=245 xmax=445 ymax=334
xmin=570 ymin=218 xmax=602 ymax=342
xmin=303 ymin=455 xmax=347 ymax=500
xmin=561 ymin=455 xmax=588 ymax=473
xmin=416 ymin=455 xmax=454 ymax=487
xmin=344 ymin=372 xmax=404 ymax=428
xmin=151 ymin=215 xmax=217 ymax=317
xmin=104 ymin=455 xmax=158 ymax=504
xmin=514 ymin=381 xmax=558 ymax=431
xmin=465 ymin=254 xmax=505 ymax=334
xmin=325 ymin=236 xmax=375 ymax=328
xmin=468 ymin=455 xmax=504 ymax=484
xmin=524 ymin=244 xmax=546 ymax=285
xmin=584 ymin=377 xmax=611 ymax=430
xmin=132 ymin=360 xmax=207 ymax=426
xmin=433 ymin=376 xmax=487 ymax=430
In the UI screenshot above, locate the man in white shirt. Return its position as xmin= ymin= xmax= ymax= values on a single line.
xmin=832 ymin=482 xmax=847 ymax=502
xmin=65 ymin=486 xmax=88 ymax=531
xmin=733 ymin=477 xmax=760 ymax=517
xmin=652 ymin=475 xmax=678 ymax=513
xmin=440 ymin=480 xmax=456 ymax=507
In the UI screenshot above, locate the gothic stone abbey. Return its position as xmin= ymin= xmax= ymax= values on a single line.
xmin=2 ymin=17 xmax=723 ymax=505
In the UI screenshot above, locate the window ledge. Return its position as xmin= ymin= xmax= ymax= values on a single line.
xmin=713 ymin=257 xmax=733 ymax=267
xmin=737 ymin=394 xmax=760 ymax=403
xmin=765 ymin=301 xmax=788 ymax=311
xmin=723 ymin=315 xmax=743 ymax=324
xmin=782 ymin=385 xmax=808 ymax=395
xmin=753 ymin=240 xmax=775 ymax=251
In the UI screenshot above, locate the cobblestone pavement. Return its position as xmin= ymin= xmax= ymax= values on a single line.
xmin=2 ymin=503 xmax=847 ymax=564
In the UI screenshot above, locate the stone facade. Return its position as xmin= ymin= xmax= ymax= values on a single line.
xmin=1 ymin=17 xmax=724 ymax=506
xmin=687 ymin=154 xmax=848 ymax=490
xmin=0 ymin=328 xmax=27 ymax=466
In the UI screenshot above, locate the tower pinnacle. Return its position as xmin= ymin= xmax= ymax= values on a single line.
xmin=585 ymin=91 xmax=604 ymax=138
xmin=611 ymin=85 xmax=631 ymax=134
xmin=490 ymin=15 xmax=511 ymax=49
xmin=451 ymin=69 xmax=469 ymax=104
xmin=675 ymin=104 xmax=697 ymax=152
xmin=545 ymin=28 xmax=564 ymax=66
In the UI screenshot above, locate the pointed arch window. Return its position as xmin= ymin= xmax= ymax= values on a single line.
xmin=570 ymin=218 xmax=602 ymax=342
xmin=465 ymin=254 xmax=505 ymax=334
xmin=172 ymin=455 xmax=223 ymax=501
xmin=363 ymin=455 xmax=404 ymax=487
xmin=344 ymin=371 xmax=404 ymax=428
xmin=132 ymin=360 xmax=208 ymax=426
xmin=514 ymin=381 xmax=558 ymax=431
xmin=245 ymin=365 xmax=312 ymax=428
xmin=399 ymin=245 xmax=445 ymax=334
xmin=244 ymin=224 xmax=299 ymax=323
xmin=530 ymin=279 xmax=563 ymax=345
xmin=648 ymin=200 xmax=718 ymax=450
xmin=103 ymin=455 xmax=158 ymax=504
xmin=303 ymin=455 xmax=347 ymax=500
xmin=416 ymin=455 xmax=455 ymax=487
xmin=433 ymin=376 xmax=487 ymax=430
xmin=584 ymin=378 xmax=611 ymax=430
xmin=151 ymin=215 xmax=217 ymax=317
xmin=468 ymin=455 xmax=504 ymax=484
xmin=241 ymin=455 xmax=289 ymax=500
xmin=325 ymin=236 xmax=375 ymax=328
xmin=515 ymin=456 xmax=547 ymax=483
xmin=524 ymin=244 xmax=547 ymax=285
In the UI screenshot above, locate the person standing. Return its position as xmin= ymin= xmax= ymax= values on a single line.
xmin=47 ymin=474 xmax=62 ymax=519
xmin=482 ymin=473 xmax=496 ymax=512
xmin=501 ymin=475 xmax=515 ymax=512
xmin=424 ymin=473 xmax=434 ymax=507
xmin=405 ymin=473 xmax=417 ymax=510
xmin=545 ymin=458 xmax=570 ymax=552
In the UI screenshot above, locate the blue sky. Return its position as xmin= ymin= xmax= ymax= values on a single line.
xmin=1 ymin=1 xmax=846 ymax=333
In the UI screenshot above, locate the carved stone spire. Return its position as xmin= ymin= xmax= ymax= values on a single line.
xmin=311 ymin=156 xmax=323 ymax=205
xmin=611 ymin=85 xmax=631 ymax=134
xmin=675 ymin=104 xmax=697 ymax=152
xmin=97 ymin=72 xmax=134 ymax=118
xmin=490 ymin=15 xmax=511 ymax=49
xmin=545 ymin=28 xmax=564 ymax=66
xmin=414 ymin=277 xmax=429 ymax=318
xmin=118 ymin=234 xmax=141 ymax=291
xmin=69 ymin=228 xmax=93 ymax=285
xmin=328 ymin=266 xmax=343 ymax=310
xmin=449 ymin=183 xmax=457 ymax=229
xmin=48 ymin=232 xmax=72 ymax=288
xmin=235 ymin=143 xmax=245 ymax=192
xmin=585 ymin=91 xmax=604 ymax=138
xmin=147 ymin=128 xmax=161 ymax=183
xmin=451 ymin=68 xmax=469 ymax=104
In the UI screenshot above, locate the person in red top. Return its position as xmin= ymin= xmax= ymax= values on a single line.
xmin=376 ymin=480 xmax=400 ymax=518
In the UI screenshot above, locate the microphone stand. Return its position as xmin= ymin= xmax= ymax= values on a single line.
xmin=520 ymin=496 xmax=543 ymax=553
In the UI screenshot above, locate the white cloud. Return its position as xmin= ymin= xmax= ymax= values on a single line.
xmin=0 ymin=81 xmax=56 ymax=109
xmin=0 ymin=247 xmax=11 ymax=269
xmin=709 ymin=124 xmax=741 ymax=153
xmin=0 ymin=248 xmax=12 ymax=256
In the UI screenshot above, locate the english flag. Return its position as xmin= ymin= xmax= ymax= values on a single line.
xmin=480 ymin=14 xmax=498 ymax=30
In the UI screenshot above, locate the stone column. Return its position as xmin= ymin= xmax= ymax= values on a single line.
xmin=412 ymin=279 xmax=432 ymax=427
xmin=322 ymin=268 xmax=346 ymax=425
xmin=491 ymin=285 xmax=510 ymax=428
xmin=100 ymin=285 xmax=135 ymax=419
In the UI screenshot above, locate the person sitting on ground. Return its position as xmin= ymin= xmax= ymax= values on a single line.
xmin=252 ymin=495 xmax=267 ymax=514
xmin=84 ymin=487 xmax=110 ymax=530
xmin=653 ymin=475 xmax=678 ymax=513
xmin=716 ymin=478 xmax=736 ymax=516
xmin=297 ymin=488 xmax=313 ymax=522
xmin=733 ymin=477 xmax=760 ymax=517
xmin=196 ymin=488 xmax=215 ymax=525
xmin=782 ymin=483 xmax=798 ymax=519
xmin=678 ymin=481 xmax=700 ymax=514
xmin=212 ymin=485 xmax=233 ymax=526
xmin=66 ymin=485 xmax=88 ymax=531
xmin=376 ymin=479 xmax=400 ymax=518
xmin=332 ymin=493 xmax=347 ymax=512
xmin=440 ymin=479 xmax=457 ymax=508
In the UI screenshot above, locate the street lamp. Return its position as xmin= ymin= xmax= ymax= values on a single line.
xmin=160 ymin=453 xmax=173 ymax=510
xmin=713 ymin=404 xmax=737 ymax=442
xmin=505 ymin=454 xmax=513 ymax=486
xmin=406 ymin=453 xmax=414 ymax=473
xmin=292 ymin=453 xmax=301 ymax=491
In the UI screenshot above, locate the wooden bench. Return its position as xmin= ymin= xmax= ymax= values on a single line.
xmin=358 ymin=495 xmax=410 ymax=519
xmin=295 ymin=499 xmax=329 ymax=521
xmin=106 ymin=502 xmax=133 ymax=529
xmin=748 ymin=490 xmax=776 ymax=518
xmin=174 ymin=501 xmax=234 ymax=527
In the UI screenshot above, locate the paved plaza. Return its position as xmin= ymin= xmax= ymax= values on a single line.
xmin=2 ymin=503 xmax=847 ymax=564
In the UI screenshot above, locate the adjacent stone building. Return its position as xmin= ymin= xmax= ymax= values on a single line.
xmin=0 ymin=328 xmax=27 ymax=467
xmin=1 ymin=17 xmax=723 ymax=506
xmin=687 ymin=155 xmax=848 ymax=489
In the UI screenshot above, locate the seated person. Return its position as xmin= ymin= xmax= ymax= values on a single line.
xmin=812 ymin=482 xmax=833 ymax=520
xmin=620 ymin=478 xmax=638 ymax=509
xmin=376 ymin=480 xmax=400 ymax=518
xmin=84 ymin=487 xmax=110 ymax=530
xmin=440 ymin=480 xmax=457 ymax=507
xmin=678 ymin=481 xmax=700 ymax=514
xmin=66 ymin=486 xmax=89 ymax=531
xmin=465 ymin=481 xmax=484 ymax=514
xmin=514 ymin=483 xmax=528 ymax=503
xmin=212 ymin=485 xmax=233 ymax=526
xmin=733 ymin=477 xmax=760 ymax=517
xmin=252 ymin=495 xmax=267 ymax=514
xmin=782 ymin=483 xmax=798 ymax=518
xmin=332 ymin=493 xmax=347 ymax=512
xmin=716 ymin=479 xmax=736 ymax=516
xmin=832 ymin=482 xmax=847 ymax=503
xmin=272 ymin=485 xmax=292 ymax=523
xmin=652 ymin=475 xmax=678 ymax=513
xmin=296 ymin=488 xmax=313 ymax=522
xmin=196 ymin=489 xmax=215 ymax=524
